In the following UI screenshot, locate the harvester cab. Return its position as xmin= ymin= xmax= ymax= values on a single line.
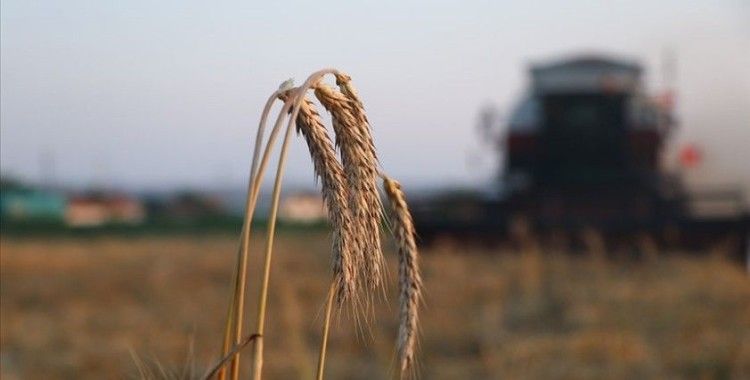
xmin=413 ymin=54 xmax=748 ymax=262
xmin=501 ymin=55 xmax=681 ymax=225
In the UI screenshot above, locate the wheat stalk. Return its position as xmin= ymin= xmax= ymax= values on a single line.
xmin=249 ymin=71 xmax=345 ymax=380
xmin=211 ymin=70 xmax=422 ymax=380
xmin=222 ymin=85 xmax=296 ymax=380
xmin=315 ymin=282 xmax=337 ymax=380
xmin=313 ymin=81 xmax=384 ymax=295
xmin=249 ymin=96 xmax=300 ymax=380
xmin=382 ymin=176 xmax=422 ymax=378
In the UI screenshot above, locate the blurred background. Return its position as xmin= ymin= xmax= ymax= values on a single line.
xmin=1 ymin=1 xmax=749 ymax=379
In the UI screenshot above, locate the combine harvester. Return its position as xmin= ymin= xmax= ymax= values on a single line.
xmin=413 ymin=54 xmax=749 ymax=262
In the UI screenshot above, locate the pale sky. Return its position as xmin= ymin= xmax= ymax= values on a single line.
xmin=1 ymin=1 xmax=748 ymax=190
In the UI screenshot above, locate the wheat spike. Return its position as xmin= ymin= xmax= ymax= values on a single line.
xmin=313 ymin=82 xmax=384 ymax=294
xmin=333 ymin=73 xmax=380 ymax=189
xmin=383 ymin=176 xmax=422 ymax=378
xmin=284 ymin=94 xmax=357 ymax=301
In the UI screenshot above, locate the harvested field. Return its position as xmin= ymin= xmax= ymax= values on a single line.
xmin=1 ymin=233 xmax=749 ymax=379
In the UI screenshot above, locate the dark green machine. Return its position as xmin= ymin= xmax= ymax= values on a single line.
xmin=413 ymin=55 xmax=748 ymax=261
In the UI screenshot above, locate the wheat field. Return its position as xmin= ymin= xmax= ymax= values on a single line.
xmin=1 ymin=232 xmax=749 ymax=379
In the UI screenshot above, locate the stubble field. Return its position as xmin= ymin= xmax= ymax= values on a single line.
xmin=1 ymin=232 xmax=749 ymax=379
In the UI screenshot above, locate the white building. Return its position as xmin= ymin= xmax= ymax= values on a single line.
xmin=278 ymin=192 xmax=327 ymax=224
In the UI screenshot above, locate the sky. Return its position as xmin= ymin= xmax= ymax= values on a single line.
xmin=1 ymin=1 xmax=748 ymax=191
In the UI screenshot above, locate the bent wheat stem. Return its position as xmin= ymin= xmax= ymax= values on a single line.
xmin=250 ymin=83 xmax=315 ymax=380
xmin=249 ymin=71 xmax=342 ymax=379
xmin=219 ymin=89 xmax=283 ymax=380
xmin=228 ymin=89 xmax=295 ymax=379
xmin=205 ymin=334 xmax=261 ymax=380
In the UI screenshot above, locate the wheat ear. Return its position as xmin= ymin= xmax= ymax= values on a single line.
xmin=284 ymin=94 xmax=357 ymax=302
xmin=313 ymin=82 xmax=384 ymax=295
xmin=382 ymin=176 xmax=422 ymax=378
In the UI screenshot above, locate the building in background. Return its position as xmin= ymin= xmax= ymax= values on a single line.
xmin=279 ymin=192 xmax=326 ymax=224
xmin=65 ymin=193 xmax=145 ymax=227
xmin=0 ymin=181 xmax=66 ymax=222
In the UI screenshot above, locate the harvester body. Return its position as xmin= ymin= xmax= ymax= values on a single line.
xmin=414 ymin=54 xmax=748 ymax=260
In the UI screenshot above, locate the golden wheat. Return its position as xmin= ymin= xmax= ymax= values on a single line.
xmin=214 ymin=70 xmax=420 ymax=380
xmin=285 ymin=94 xmax=357 ymax=302
xmin=313 ymin=82 xmax=384 ymax=294
xmin=383 ymin=176 xmax=422 ymax=378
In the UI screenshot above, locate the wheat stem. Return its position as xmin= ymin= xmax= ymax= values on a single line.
xmin=249 ymin=117 xmax=295 ymax=380
xmin=219 ymin=90 xmax=283 ymax=380
xmin=250 ymin=81 xmax=323 ymax=379
xmin=217 ymin=267 xmax=237 ymax=380
xmin=229 ymin=90 xmax=295 ymax=379
xmin=315 ymin=282 xmax=336 ymax=380
xmin=247 ymin=72 xmax=338 ymax=379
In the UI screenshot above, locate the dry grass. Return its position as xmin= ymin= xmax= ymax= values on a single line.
xmin=2 ymin=233 xmax=749 ymax=379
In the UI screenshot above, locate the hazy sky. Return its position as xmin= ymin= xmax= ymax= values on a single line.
xmin=2 ymin=1 xmax=748 ymax=190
